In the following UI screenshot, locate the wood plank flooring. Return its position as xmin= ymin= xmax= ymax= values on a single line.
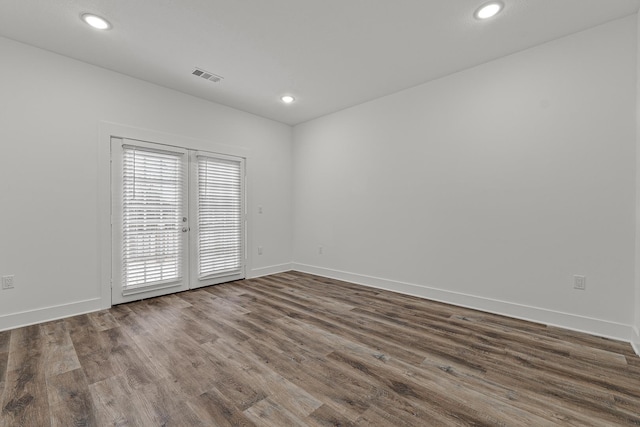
xmin=1 ymin=271 xmax=640 ymax=426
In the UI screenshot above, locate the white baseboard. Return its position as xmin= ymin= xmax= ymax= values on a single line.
xmin=632 ymin=326 xmax=640 ymax=356
xmin=0 ymin=298 xmax=103 ymax=332
xmin=0 ymin=263 xmax=293 ymax=333
xmin=4 ymin=266 xmax=637 ymax=357
xmin=249 ymin=263 xmax=293 ymax=279
xmin=292 ymin=263 xmax=633 ymax=343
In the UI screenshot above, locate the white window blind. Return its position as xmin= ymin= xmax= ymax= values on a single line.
xmin=197 ymin=155 xmax=243 ymax=279
xmin=122 ymin=145 xmax=184 ymax=289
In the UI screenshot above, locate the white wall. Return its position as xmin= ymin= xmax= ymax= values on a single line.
xmin=0 ymin=36 xmax=293 ymax=331
xmin=293 ymin=16 xmax=637 ymax=340
xmin=634 ymin=11 xmax=640 ymax=353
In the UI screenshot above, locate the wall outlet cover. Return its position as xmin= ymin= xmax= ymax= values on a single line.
xmin=573 ymin=275 xmax=586 ymax=290
xmin=2 ymin=275 xmax=15 ymax=290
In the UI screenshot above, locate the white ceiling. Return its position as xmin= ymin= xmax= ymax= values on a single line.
xmin=1 ymin=1 xmax=639 ymax=125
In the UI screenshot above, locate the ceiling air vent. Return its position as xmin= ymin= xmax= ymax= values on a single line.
xmin=192 ymin=67 xmax=223 ymax=83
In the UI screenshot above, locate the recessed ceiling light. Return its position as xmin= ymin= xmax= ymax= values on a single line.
xmin=81 ymin=13 xmax=111 ymax=30
xmin=474 ymin=2 xmax=503 ymax=20
xmin=281 ymin=95 xmax=295 ymax=104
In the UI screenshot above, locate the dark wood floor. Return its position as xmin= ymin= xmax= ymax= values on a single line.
xmin=1 ymin=271 xmax=640 ymax=426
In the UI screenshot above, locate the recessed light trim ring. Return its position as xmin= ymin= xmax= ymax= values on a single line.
xmin=474 ymin=1 xmax=504 ymax=20
xmin=81 ymin=13 xmax=111 ymax=30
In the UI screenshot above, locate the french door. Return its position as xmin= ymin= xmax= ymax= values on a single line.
xmin=111 ymin=137 xmax=245 ymax=304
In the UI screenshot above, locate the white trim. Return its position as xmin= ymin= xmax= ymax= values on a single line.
xmin=292 ymin=263 xmax=633 ymax=342
xmin=632 ymin=326 xmax=640 ymax=356
xmin=249 ymin=263 xmax=293 ymax=279
xmin=0 ymin=298 xmax=103 ymax=332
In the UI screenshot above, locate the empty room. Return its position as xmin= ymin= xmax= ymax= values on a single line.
xmin=2 ymin=0 xmax=640 ymax=425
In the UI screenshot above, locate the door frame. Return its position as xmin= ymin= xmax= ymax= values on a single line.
xmin=98 ymin=122 xmax=252 ymax=309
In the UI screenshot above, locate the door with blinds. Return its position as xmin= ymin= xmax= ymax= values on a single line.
xmin=189 ymin=152 xmax=245 ymax=289
xmin=111 ymin=138 xmax=245 ymax=304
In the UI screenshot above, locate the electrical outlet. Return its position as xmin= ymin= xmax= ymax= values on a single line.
xmin=573 ymin=275 xmax=586 ymax=290
xmin=318 ymin=246 xmax=323 ymax=255
xmin=2 ymin=275 xmax=15 ymax=290
xmin=258 ymin=246 xmax=263 ymax=255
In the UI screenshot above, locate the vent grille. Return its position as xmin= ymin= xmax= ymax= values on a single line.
xmin=192 ymin=68 xmax=223 ymax=83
